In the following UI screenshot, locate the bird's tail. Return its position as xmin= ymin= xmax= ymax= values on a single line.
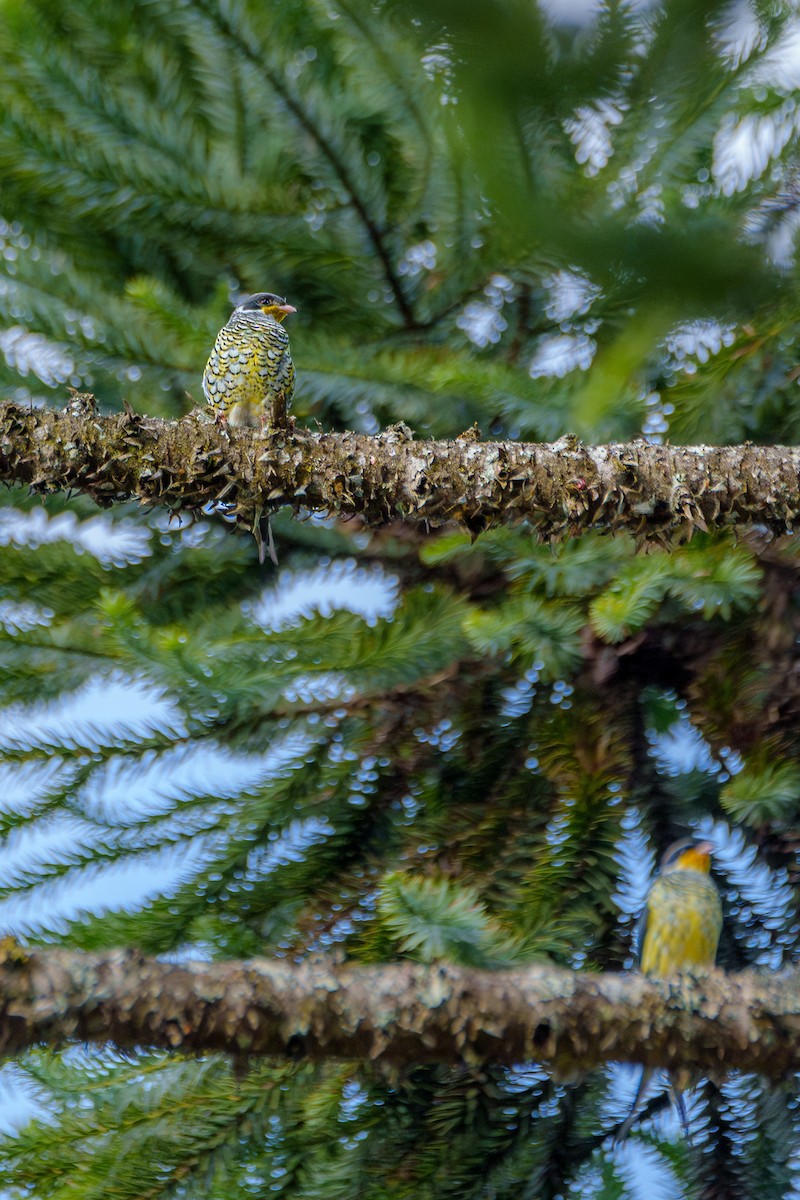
xmin=253 ymin=508 xmax=279 ymax=567
xmin=615 ymin=1067 xmax=653 ymax=1143
xmin=668 ymin=1079 xmax=692 ymax=1146
xmin=615 ymin=1069 xmax=693 ymax=1144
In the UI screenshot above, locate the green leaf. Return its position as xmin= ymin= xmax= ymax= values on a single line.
xmin=463 ymin=596 xmax=584 ymax=677
xmin=589 ymin=555 xmax=671 ymax=643
xmin=377 ymin=872 xmax=522 ymax=968
xmin=721 ymin=759 xmax=800 ymax=826
xmin=590 ymin=538 xmax=761 ymax=643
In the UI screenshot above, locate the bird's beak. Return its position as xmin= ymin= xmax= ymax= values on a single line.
xmin=277 ymin=304 xmax=297 ymax=316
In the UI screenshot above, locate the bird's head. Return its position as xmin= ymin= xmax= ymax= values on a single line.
xmin=660 ymin=837 xmax=714 ymax=875
xmin=238 ymin=293 xmax=297 ymax=323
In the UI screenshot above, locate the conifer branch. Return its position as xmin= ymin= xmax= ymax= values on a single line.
xmin=2 ymin=398 xmax=799 ymax=543
xmin=203 ymin=2 xmax=418 ymax=329
xmin=0 ymin=944 xmax=798 ymax=1077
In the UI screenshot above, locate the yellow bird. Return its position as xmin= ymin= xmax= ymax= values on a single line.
xmin=202 ymin=292 xmax=297 ymax=565
xmin=617 ymin=836 xmax=722 ymax=1141
xmin=202 ymin=292 xmax=296 ymax=430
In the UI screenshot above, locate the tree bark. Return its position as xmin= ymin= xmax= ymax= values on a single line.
xmin=1 ymin=943 xmax=798 ymax=1077
xmin=2 ymin=397 xmax=799 ymax=542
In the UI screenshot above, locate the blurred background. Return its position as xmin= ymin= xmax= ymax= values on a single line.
xmin=1 ymin=0 xmax=800 ymax=1195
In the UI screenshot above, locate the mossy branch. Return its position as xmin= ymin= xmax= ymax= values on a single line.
xmin=0 ymin=943 xmax=798 ymax=1077
xmin=2 ymin=397 xmax=800 ymax=542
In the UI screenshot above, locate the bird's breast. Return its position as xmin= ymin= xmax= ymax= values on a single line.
xmin=640 ymin=872 xmax=721 ymax=977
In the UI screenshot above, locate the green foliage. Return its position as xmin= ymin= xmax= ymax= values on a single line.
xmin=721 ymin=759 xmax=800 ymax=826
xmin=463 ymin=595 xmax=584 ymax=678
xmin=1 ymin=0 xmax=800 ymax=1197
xmin=590 ymin=537 xmax=762 ymax=642
xmin=3 ymin=1052 xmax=293 ymax=1200
xmin=376 ymin=871 xmax=523 ymax=967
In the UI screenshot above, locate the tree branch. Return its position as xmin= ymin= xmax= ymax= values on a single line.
xmin=205 ymin=2 xmax=418 ymax=329
xmin=0 ymin=944 xmax=798 ymax=1076
xmin=2 ymin=398 xmax=800 ymax=543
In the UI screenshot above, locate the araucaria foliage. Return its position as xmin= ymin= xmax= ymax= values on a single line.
xmin=1 ymin=1 xmax=800 ymax=1196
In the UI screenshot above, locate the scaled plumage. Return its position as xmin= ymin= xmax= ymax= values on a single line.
xmin=617 ymin=837 xmax=722 ymax=1141
xmin=202 ymin=292 xmax=296 ymax=429
xmin=202 ymin=292 xmax=297 ymax=566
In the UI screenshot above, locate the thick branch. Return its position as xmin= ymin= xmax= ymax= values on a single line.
xmin=2 ymin=399 xmax=800 ymax=542
xmin=1 ymin=945 xmax=798 ymax=1077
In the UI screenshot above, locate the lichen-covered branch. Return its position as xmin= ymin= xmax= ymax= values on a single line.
xmin=2 ymin=397 xmax=800 ymax=541
xmin=1 ymin=944 xmax=798 ymax=1077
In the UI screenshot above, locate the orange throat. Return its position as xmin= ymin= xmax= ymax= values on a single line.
xmin=676 ymin=846 xmax=712 ymax=873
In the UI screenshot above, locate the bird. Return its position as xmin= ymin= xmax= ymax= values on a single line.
xmin=202 ymin=292 xmax=296 ymax=430
xmin=202 ymin=292 xmax=297 ymax=566
xmin=616 ymin=836 xmax=722 ymax=1142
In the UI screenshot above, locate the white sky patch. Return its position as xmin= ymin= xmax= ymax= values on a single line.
xmin=0 ymin=507 xmax=151 ymax=567
xmin=457 ymin=301 xmax=507 ymax=348
xmin=610 ymin=1118 xmax=693 ymax=1194
xmin=484 ymin=274 xmax=514 ymax=304
xmin=649 ymin=715 xmax=740 ymax=777
xmin=750 ymin=193 xmax=800 ymax=266
xmin=0 ymin=835 xmax=214 ymax=938
xmin=0 ymin=674 xmax=185 ymax=752
xmin=710 ymin=822 xmax=797 ymax=968
xmin=529 ymin=333 xmax=595 ymax=378
xmin=149 ymin=508 xmax=214 ymax=549
xmin=753 ymin=15 xmax=800 ymax=92
xmin=715 ymin=103 xmax=800 ymax=195
xmin=665 ymin=319 xmax=736 ymax=366
xmin=543 ymin=269 xmax=601 ymax=324
xmin=0 ymin=736 xmax=320 ymax=938
xmin=713 ymin=0 xmax=767 ymax=68
xmin=612 ymin=810 xmax=655 ymax=940
xmin=249 ymin=559 xmax=399 ymax=631
xmin=80 ymin=735 xmax=311 ymax=826
xmin=282 ymin=672 xmax=355 ymax=708
xmin=633 ymin=181 xmax=665 ymax=226
xmin=456 ymin=275 xmax=513 ymax=348
xmin=421 ymin=43 xmax=450 ymax=77
xmin=245 ymin=816 xmax=335 ymax=882
xmin=714 ymin=14 xmax=800 ymax=194
xmin=398 ymin=239 xmax=437 ymax=278
xmin=541 ymin=0 xmax=661 ymax=25
xmin=642 ymin=389 xmax=671 ymax=443
xmin=539 ymin=0 xmax=603 ymax=23
xmin=565 ymin=98 xmax=626 ymax=176
xmin=0 ymin=326 xmax=74 ymax=388
xmin=0 ymin=1064 xmax=43 ymax=1136
xmin=0 ymin=599 xmax=53 ymax=633
xmin=0 ymin=813 xmax=97 ymax=892
xmin=0 ymin=759 xmax=71 ymax=817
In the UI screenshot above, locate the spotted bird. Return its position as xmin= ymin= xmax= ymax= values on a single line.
xmin=203 ymin=292 xmax=296 ymax=429
xmin=617 ymin=837 xmax=722 ymax=1141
